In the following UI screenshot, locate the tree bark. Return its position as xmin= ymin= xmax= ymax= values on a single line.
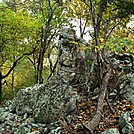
xmin=83 ymin=67 xmax=111 ymax=133
xmin=36 ymin=0 xmax=54 ymax=84
xmin=11 ymin=68 xmax=15 ymax=97
xmin=0 ymin=72 xmax=2 ymax=98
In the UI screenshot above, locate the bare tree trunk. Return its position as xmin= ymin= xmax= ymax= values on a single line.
xmin=83 ymin=67 xmax=111 ymax=133
xmin=83 ymin=1 xmax=111 ymax=132
xmin=36 ymin=0 xmax=54 ymax=84
xmin=37 ymin=42 xmax=45 ymax=84
xmin=0 ymin=72 xmax=2 ymax=99
xmin=11 ymin=69 xmax=15 ymax=97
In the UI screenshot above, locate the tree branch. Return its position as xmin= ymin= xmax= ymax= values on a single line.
xmin=105 ymin=20 xmax=121 ymax=41
xmin=2 ymin=48 xmax=37 ymax=79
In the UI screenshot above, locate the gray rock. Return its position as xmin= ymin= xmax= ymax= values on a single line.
xmin=118 ymin=112 xmax=133 ymax=134
xmin=122 ymin=123 xmax=134 ymax=134
xmin=118 ymin=112 xmax=131 ymax=128
xmin=121 ymin=74 xmax=134 ymax=101
xmin=108 ymin=53 xmax=134 ymax=101
xmin=0 ymin=111 xmax=17 ymax=123
xmin=49 ymin=126 xmax=62 ymax=134
xmin=102 ymin=128 xmax=120 ymax=134
xmin=11 ymin=77 xmax=78 ymax=124
xmin=0 ymin=107 xmax=5 ymax=113
xmin=26 ymin=131 xmax=40 ymax=134
xmin=0 ymin=107 xmax=6 ymax=123
xmin=4 ymin=100 xmax=16 ymax=113
xmin=14 ymin=123 xmax=32 ymax=134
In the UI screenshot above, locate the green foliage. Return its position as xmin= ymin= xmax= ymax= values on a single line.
xmin=106 ymin=35 xmax=134 ymax=55
xmin=0 ymin=0 xmax=68 ymax=101
xmin=0 ymin=4 xmax=36 ymax=62
xmin=14 ymin=59 xmax=36 ymax=90
xmin=0 ymin=0 xmax=133 ymax=102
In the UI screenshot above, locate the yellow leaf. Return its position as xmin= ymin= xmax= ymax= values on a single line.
xmin=100 ymin=38 xmax=104 ymax=43
xmin=72 ymin=41 xmax=78 ymax=45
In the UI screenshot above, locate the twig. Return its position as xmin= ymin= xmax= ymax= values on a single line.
xmin=106 ymin=92 xmax=115 ymax=114
xmin=60 ymin=117 xmax=80 ymax=134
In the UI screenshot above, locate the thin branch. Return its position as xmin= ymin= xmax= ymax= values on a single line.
xmin=47 ymin=49 xmax=62 ymax=80
xmin=89 ymin=0 xmax=97 ymax=42
xmin=105 ymin=20 xmax=121 ymax=41
xmin=106 ymin=92 xmax=115 ymax=114
xmin=2 ymin=48 xmax=37 ymax=79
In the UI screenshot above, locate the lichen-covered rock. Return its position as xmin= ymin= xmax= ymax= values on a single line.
xmin=122 ymin=123 xmax=133 ymax=134
xmin=108 ymin=53 xmax=133 ymax=74
xmin=0 ymin=107 xmax=6 ymax=123
xmin=0 ymin=115 xmax=62 ymax=134
xmin=27 ymin=131 xmax=40 ymax=134
xmin=14 ymin=123 xmax=32 ymax=134
xmin=58 ymin=28 xmax=89 ymax=95
xmin=0 ymin=114 xmax=24 ymax=134
xmin=102 ymin=128 xmax=120 ymax=134
xmin=118 ymin=112 xmax=131 ymax=128
xmin=8 ymin=76 xmax=78 ymax=124
xmin=34 ymin=77 xmax=78 ymax=123
xmin=108 ymin=53 xmax=134 ymax=101
xmin=0 ymin=109 xmax=19 ymax=123
xmin=121 ymin=74 xmax=134 ymax=101
xmin=4 ymin=100 xmax=16 ymax=113
xmin=118 ymin=112 xmax=134 ymax=134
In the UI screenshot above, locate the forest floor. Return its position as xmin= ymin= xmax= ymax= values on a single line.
xmin=60 ymin=97 xmax=134 ymax=134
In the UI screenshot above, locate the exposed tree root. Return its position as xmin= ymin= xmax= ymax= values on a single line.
xmin=106 ymin=92 xmax=115 ymax=114
xmin=82 ymin=68 xmax=112 ymax=133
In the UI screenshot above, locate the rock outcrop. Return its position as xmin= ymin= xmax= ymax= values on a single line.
xmin=0 ymin=104 xmax=62 ymax=133
xmin=5 ymin=80 xmax=78 ymax=123
xmin=0 ymin=28 xmax=134 ymax=134
xmin=0 ymin=28 xmax=83 ymax=133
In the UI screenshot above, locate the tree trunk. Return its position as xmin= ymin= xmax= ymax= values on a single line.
xmin=11 ymin=69 xmax=15 ymax=97
xmin=36 ymin=2 xmax=54 ymax=84
xmin=38 ymin=45 xmax=45 ymax=84
xmin=0 ymin=72 xmax=2 ymax=98
xmin=83 ymin=67 xmax=112 ymax=133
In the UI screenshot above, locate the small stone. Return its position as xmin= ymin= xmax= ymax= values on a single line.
xmin=102 ymin=128 xmax=120 ymax=134
xmin=122 ymin=123 xmax=134 ymax=134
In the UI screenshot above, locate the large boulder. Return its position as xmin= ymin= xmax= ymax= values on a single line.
xmin=5 ymin=76 xmax=78 ymax=124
